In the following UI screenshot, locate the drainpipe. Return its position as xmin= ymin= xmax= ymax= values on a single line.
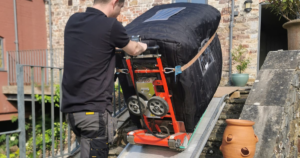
xmin=48 ymin=0 xmax=53 ymax=67
xmin=13 ymin=0 xmax=19 ymax=64
xmin=228 ymin=0 xmax=235 ymax=85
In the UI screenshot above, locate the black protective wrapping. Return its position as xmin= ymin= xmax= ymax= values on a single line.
xmin=116 ymin=3 xmax=222 ymax=132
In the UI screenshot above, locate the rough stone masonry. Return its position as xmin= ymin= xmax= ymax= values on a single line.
xmin=240 ymin=50 xmax=300 ymax=158
xmin=45 ymin=0 xmax=260 ymax=85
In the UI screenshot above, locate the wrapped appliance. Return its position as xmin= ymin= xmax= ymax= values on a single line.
xmin=116 ymin=3 xmax=222 ymax=132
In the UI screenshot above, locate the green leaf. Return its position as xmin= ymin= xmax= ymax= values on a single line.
xmin=231 ymin=44 xmax=251 ymax=73
xmin=11 ymin=116 xmax=18 ymax=123
xmin=0 ymin=135 xmax=6 ymax=143
xmin=0 ymin=154 xmax=7 ymax=158
xmin=25 ymin=124 xmax=30 ymax=130
xmin=282 ymin=3 xmax=288 ymax=11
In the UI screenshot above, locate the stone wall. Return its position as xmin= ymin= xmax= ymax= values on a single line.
xmin=208 ymin=0 xmax=260 ymax=85
xmin=240 ymin=50 xmax=300 ymax=157
xmin=46 ymin=0 xmax=260 ymax=84
xmin=45 ymin=0 xmax=94 ymax=49
xmin=45 ymin=0 xmax=172 ymax=50
xmin=45 ymin=0 xmax=171 ymax=68
xmin=117 ymin=0 xmax=172 ymax=26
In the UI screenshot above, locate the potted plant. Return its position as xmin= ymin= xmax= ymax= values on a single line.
xmin=231 ymin=45 xmax=250 ymax=86
xmin=267 ymin=0 xmax=300 ymax=50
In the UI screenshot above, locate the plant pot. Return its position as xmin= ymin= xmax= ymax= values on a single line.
xmin=283 ymin=19 xmax=300 ymax=50
xmin=220 ymin=119 xmax=259 ymax=158
xmin=231 ymin=73 xmax=249 ymax=86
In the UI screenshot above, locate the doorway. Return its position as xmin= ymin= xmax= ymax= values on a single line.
xmin=258 ymin=4 xmax=288 ymax=69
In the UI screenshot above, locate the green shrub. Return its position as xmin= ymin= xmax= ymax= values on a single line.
xmin=232 ymin=45 xmax=250 ymax=73
xmin=267 ymin=0 xmax=300 ymax=21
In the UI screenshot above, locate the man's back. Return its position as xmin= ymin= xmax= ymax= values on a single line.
xmin=62 ymin=7 xmax=129 ymax=114
xmin=61 ymin=1 xmax=148 ymax=157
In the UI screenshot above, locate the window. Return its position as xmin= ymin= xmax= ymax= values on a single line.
xmin=174 ymin=0 xmax=206 ymax=4
xmin=0 ymin=38 xmax=4 ymax=69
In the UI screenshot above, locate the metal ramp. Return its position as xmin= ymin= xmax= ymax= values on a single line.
xmin=118 ymin=95 xmax=227 ymax=158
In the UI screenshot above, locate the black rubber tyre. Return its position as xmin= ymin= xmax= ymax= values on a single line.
xmin=147 ymin=96 xmax=169 ymax=117
xmin=127 ymin=95 xmax=147 ymax=116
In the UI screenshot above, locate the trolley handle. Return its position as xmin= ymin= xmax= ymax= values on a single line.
xmin=115 ymin=45 xmax=160 ymax=53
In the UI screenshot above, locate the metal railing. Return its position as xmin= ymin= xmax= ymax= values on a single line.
xmin=0 ymin=64 xmax=127 ymax=157
xmin=7 ymin=49 xmax=64 ymax=85
xmin=6 ymin=48 xmax=125 ymax=115
xmin=112 ymin=80 xmax=126 ymax=117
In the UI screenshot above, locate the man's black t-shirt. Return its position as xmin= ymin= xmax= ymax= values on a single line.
xmin=61 ymin=7 xmax=129 ymax=113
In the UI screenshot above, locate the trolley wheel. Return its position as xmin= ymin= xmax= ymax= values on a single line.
xmin=147 ymin=96 xmax=169 ymax=117
xmin=127 ymin=95 xmax=147 ymax=116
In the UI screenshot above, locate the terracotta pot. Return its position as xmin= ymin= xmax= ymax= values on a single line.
xmin=220 ymin=119 xmax=258 ymax=158
xmin=283 ymin=19 xmax=300 ymax=50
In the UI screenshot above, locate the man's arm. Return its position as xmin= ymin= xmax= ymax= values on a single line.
xmin=111 ymin=20 xmax=147 ymax=56
xmin=122 ymin=41 xmax=147 ymax=56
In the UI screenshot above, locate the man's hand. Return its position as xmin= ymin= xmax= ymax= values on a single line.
xmin=138 ymin=42 xmax=147 ymax=52
xmin=122 ymin=41 xmax=147 ymax=56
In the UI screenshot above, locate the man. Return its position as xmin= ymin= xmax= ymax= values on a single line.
xmin=61 ymin=0 xmax=147 ymax=157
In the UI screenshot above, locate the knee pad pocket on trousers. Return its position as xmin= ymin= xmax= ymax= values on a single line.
xmin=89 ymin=138 xmax=108 ymax=158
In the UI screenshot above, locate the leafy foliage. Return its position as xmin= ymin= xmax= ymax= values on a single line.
xmin=115 ymin=83 xmax=123 ymax=93
xmin=267 ymin=0 xmax=300 ymax=21
xmin=232 ymin=45 xmax=251 ymax=73
xmin=0 ymin=85 xmax=68 ymax=158
xmin=0 ymin=115 xmax=67 ymax=158
xmin=35 ymin=85 xmax=60 ymax=107
xmin=0 ymin=133 xmax=20 ymax=148
xmin=11 ymin=116 xmax=18 ymax=123
xmin=0 ymin=150 xmax=19 ymax=158
xmin=25 ymin=121 xmax=68 ymax=157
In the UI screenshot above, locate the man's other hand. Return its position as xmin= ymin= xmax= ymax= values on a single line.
xmin=122 ymin=41 xmax=148 ymax=56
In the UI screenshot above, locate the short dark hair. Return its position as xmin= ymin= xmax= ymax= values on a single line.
xmin=94 ymin=0 xmax=125 ymax=4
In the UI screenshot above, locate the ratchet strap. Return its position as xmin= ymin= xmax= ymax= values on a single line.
xmin=169 ymin=32 xmax=216 ymax=81
xmin=178 ymin=32 xmax=216 ymax=72
xmin=115 ymin=32 xmax=216 ymax=77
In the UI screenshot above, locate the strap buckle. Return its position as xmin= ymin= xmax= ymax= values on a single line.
xmin=174 ymin=66 xmax=182 ymax=82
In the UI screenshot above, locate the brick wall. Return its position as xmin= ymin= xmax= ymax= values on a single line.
xmin=0 ymin=0 xmax=47 ymax=120
xmin=209 ymin=0 xmax=260 ymax=85
xmin=117 ymin=0 xmax=172 ymax=26
xmin=47 ymin=0 xmax=261 ymax=85
xmin=46 ymin=0 xmax=171 ymax=49
xmin=45 ymin=0 xmax=94 ymax=49
xmin=0 ymin=0 xmax=47 ymax=52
